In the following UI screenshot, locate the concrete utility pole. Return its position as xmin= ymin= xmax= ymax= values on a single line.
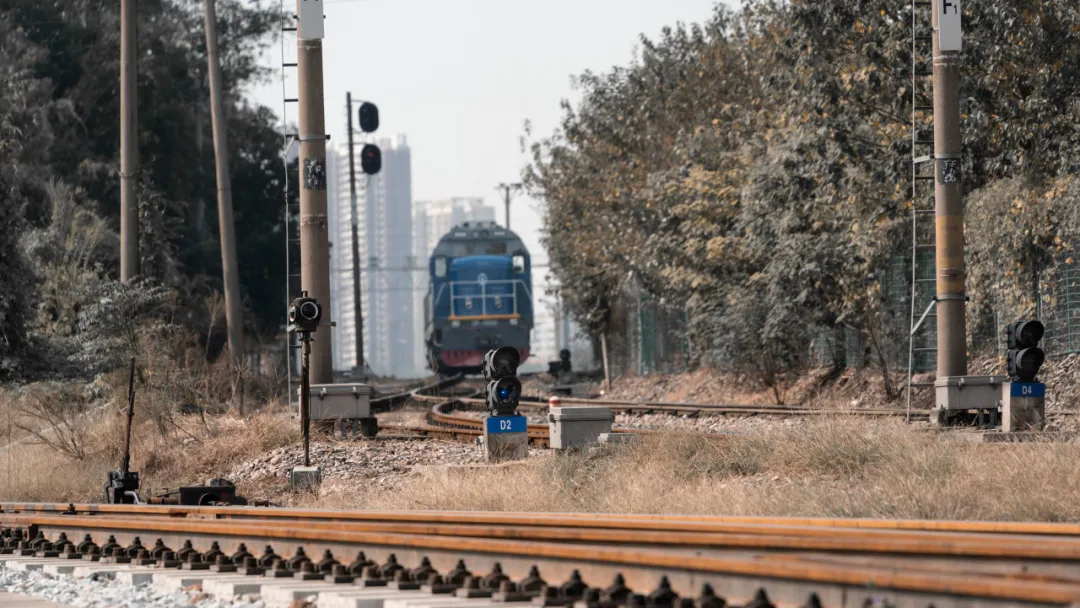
xmin=346 ymin=92 xmax=366 ymax=375
xmin=932 ymin=0 xmax=966 ymax=378
xmin=297 ymin=0 xmax=332 ymax=384
xmin=498 ymin=182 xmax=521 ymax=231
xmin=204 ymin=0 xmax=245 ymax=362
xmin=119 ymin=0 xmax=139 ymax=283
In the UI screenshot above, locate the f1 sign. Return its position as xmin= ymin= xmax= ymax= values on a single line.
xmin=938 ymin=0 xmax=961 ymax=52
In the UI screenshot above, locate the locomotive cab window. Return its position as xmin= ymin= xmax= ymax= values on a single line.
xmin=434 ymin=257 xmax=447 ymax=278
xmin=512 ymin=254 xmax=526 ymax=272
xmin=487 ymin=242 xmax=507 ymax=254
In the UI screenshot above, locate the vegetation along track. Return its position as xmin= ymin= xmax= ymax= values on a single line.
xmin=3 ymin=504 xmax=1080 ymax=607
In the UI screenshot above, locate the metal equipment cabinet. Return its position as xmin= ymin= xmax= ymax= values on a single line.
xmin=297 ymin=383 xmax=377 ymax=437
xmin=547 ymin=406 xmax=613 ymax=449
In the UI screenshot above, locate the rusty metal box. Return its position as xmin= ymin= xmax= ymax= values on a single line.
xmin=297 ymin=383 xmax=371 ymax=420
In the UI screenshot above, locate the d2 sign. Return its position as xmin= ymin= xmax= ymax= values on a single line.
xmin=938 ymin=0 xmax=962 ymax=52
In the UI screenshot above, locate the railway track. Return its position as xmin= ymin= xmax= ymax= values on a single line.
xmin=366 ymin=375 xmax=935 ymax=446
xmin=2 ymin=504 xmax=1080 ymax=607
xmin=365 ymin=375 xmax=1076 ymax=446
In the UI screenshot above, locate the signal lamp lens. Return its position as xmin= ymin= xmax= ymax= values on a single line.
xmin=1007 ymin=347 xmax=1045 ymax=381
xmin=490 ymin=347 xmax=520 ymax=375
xmin=490 ymin=377 xmax=521 ymax=404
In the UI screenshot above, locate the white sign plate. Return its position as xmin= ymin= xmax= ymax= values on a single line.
xmin=298 ymin=0 xmax=324 ymax=40
xmin=938 ymin=0 xmax=961 ymax=51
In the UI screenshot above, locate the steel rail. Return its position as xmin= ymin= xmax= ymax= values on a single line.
xmin=7 ymin=505 xmax=1080 ymax=555
xmin=13 ymin=506 xmax=1080 ymax=540
xmin=3 ymin=513 xmax=1080 ymax=605
xmin=369 ymin=373 xmax=465 ymax=413
xmin=424 ymin=400 xmax=653 ymax=440
xmin=12 ymin=516 xmax=1080 ymax=562
xmin=415 ymin=392 xmax=932 ymax=418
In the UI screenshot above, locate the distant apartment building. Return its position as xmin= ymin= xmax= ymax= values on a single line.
xmin=327 ymin=144 xmax=370 ymax=373
xmin=326 ymin=136 xmax=414 ymax=378
xmin=411 ymin=198 xmax=497 ymax=373
xmin=365 ymin=136 xmax=414 ymax=378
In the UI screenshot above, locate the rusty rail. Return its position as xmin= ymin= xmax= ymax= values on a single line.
xmin=3 ymin=505 xmax=1080 ymax=606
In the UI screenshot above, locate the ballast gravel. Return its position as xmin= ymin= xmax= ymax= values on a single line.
xmin=0 ymin=567 xmax=265 ymax=608
xmin=226 ymin=439 xmax=489 ymax=489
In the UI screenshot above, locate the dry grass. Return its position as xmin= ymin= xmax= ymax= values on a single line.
xmin=0 ymin=396 xmax=299 ymax=502
xmin=318 ymin=417 xmax=1080 ymax=522
xmin=5 ymin=360 xmax=1080 ymax=521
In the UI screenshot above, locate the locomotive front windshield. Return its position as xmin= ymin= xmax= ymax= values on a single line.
xmin=425 ymin=222 xmax=533 ymax=374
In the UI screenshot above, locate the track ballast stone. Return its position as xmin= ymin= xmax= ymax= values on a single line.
xmin=226 ymin=439 xmax=487 ymax=488
xmin=0 ymin=567 xmax=265 ymax=608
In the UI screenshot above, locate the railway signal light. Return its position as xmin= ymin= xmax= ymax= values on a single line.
xmin=288 ymin=295 xmax=322 ymax=333
xmin=361 ymin=144 xmax=381 ymax=175
xmin=1004 ymin=320 xmax=1045 ymax=382
xmin=358 ymin=102 xmax=379 ymax=133
xmin=484 ymin=347 xmax=521 ymax=416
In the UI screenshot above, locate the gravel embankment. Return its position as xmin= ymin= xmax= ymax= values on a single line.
xmin=0 ymin=567 xmax=264 ymax=608
xmin=225 ymin=440 xmax=488 ymax=489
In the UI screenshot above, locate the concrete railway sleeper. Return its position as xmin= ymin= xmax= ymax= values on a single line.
xmin=2 ymin=513 xmax=1080 ymax=607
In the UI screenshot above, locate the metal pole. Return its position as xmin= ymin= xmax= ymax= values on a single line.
xmin=932 ymin=0 xmax=966 ymax=378
xmin=497 ymin=183 xmax=521 ymax=231
xmin=120 ymin=0 xmax=139 ymax=283
xmin=346 ymin=93 xmax=366 ymax=375
xmin=297 ymin=30 xmax=333 ymax=383
xmin=504 ymin=187 xmax=511 ymax=231
xmin=122 ymin=357 xmax=136 ymax=475
xmin=300 ymin=335 xmax=311 ymax=467
xmin=204 ymin=0 xmax=245 ymax=363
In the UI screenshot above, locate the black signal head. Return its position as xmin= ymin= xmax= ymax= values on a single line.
xmin=361 ymin=144 xmax=381 ymax=175
xmin=1006 ymin=347 xmax=1045 ymax=383
xmin=358 ymin=102 xmax=379 ymax=133
xmin=483 ymin=347 xmax=520 ymax=381
xmin=486 ymin=377 xmax=522 ymax=416
xmin=288 ymin=295 xmax=322 ymax=332
xmin=1004 ymin=320 xmax=1044 ymax=350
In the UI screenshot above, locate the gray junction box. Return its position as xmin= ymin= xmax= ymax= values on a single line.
xmin=297 ymin=383 xmax=372 ymax=420
xmin=933 ymin=375 xmax=1006 ymax=426
xmin=548 ymin=406 xmax=614 ymax=450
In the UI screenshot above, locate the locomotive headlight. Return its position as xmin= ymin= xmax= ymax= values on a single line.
xmin=451 ymin=321 xmax=461 ymax=328
xmin=509 ymin=319 xmax=518 ymax=326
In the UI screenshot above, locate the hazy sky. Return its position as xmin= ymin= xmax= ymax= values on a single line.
xmin=246 ymin=0 xmax=725 ymax=284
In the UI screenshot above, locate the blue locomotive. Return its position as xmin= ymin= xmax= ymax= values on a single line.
xmin=424 ymin=222 xmax=533 ymax=374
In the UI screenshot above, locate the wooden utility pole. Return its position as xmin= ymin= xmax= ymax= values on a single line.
xmin=497 ymin=182 xmax=521 ymax=231
xmin=297 ymin=0 xmax=333 ymax=384
xmin=203 ymin=0 xmax=245 ymax=362
xmin=932 ymin=0 xmax=966 ymax=379
xmin=346 ymin=92 xmax=366 ymax=376
xmin=120 ymin=0 xmax=139 ymax=283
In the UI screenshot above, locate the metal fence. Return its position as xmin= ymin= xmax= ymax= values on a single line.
xmin=598 ymin=250 xmax=1080 ymax=380
xmin=603 ymin=279 xmax=690 ymax=378
xmin=1040 ymin=262 xmax=1080 ymax=357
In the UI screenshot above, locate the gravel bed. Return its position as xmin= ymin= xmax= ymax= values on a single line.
xmin=0 ymin=567 xmax=264 ymax=608
xmin=226 ymin=439 xmax=488 ymax=490
xmin=614 ymin=412 xmax=809 ymax=433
